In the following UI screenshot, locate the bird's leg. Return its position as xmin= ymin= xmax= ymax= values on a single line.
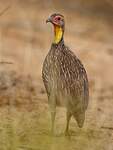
xmin=65 ymin=111 xmax=71 ymax=136
xmin=51 ymin=110 xmax=56 ymax=134
xmin=49 ymin=94 xmax=56 ymax=135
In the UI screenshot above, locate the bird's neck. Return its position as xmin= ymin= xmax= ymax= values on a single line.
xmin=53 ymin=25 xmax=64 ymax=44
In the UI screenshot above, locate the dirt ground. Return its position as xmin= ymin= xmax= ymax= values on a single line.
xmin=0 ymin=0 xmax=113 ymax=150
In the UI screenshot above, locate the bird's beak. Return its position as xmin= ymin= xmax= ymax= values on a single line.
xmin=46 ymin=17 xmax=52 ymax=23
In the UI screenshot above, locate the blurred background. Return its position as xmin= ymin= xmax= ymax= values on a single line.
xmin=0 ymin=0 xmax=113 ymax=149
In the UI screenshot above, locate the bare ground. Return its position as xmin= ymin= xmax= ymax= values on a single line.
xmin=0 ymin=0 xmax=113 ymax=149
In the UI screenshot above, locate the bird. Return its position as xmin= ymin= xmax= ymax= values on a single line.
xmin=42 ymin=13 xmax=89 ymax=135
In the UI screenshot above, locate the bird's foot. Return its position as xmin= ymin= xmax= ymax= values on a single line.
xmin=50 ymin=129 xmax=55 ymax=136
xmin=64 ymin=130 xmax=71 ymax=136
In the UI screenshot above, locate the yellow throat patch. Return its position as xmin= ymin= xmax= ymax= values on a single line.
xmin=54 ymin=25 xmax=63 ymax=44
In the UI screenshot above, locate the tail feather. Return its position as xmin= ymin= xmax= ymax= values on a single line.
xmin=73 ymin=112 xmax=85 ymax=128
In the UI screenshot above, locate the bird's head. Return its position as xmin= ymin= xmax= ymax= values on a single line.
xmin=46 ymin=13 xmax=65 ymax=44
xmin=46 ymin=13 xmax=65 ymax=28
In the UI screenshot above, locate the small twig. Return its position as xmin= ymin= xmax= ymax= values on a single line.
xmin=0 ymin=5 xmax=11 ymax=17
xmin=0 ymin=61 xmax=13 ymax=64
xmin=20 ymin=145 xmax=37 ymax=150
xmin=101 ymin=126 xmax=113 ymax=130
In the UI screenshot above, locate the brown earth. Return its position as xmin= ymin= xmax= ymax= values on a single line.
xmin=0 ymin=0 xmax=113 ymax=150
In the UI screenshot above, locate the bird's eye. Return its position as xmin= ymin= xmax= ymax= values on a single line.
xmin=57 ymin=17 xmax=61 ymax=21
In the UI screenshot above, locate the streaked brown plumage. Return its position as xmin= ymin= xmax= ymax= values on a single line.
xmin=42 ymin=13 xmax=89 ymax=135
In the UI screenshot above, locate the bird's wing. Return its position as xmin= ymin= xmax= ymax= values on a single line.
xmin=58 ymin=47 xmax=89 ymax=111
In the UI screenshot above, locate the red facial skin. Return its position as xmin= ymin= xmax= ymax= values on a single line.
xmin=51 ymin=16 xmax=64 ymax=27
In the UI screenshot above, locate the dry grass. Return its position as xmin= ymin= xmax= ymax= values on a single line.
xmin=0 ymin=0 xmax=113 ymax=149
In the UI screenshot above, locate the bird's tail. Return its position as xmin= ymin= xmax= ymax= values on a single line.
xmin=73 ymin=112 xmax=85 ymax=128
